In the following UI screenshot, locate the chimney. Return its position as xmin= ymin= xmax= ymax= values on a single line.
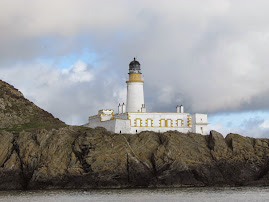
xmin=180 ymin=105 xmax=184 ymax=113
xmin=118 ymin=103 xmax=122 ymax=114
xmin=176 ymin=105 xmax=180 ymax=113
xmin=141 ymin=104 xmax=146 ymax=112
xmin=122 ymin=103 xmax=126 ymax=113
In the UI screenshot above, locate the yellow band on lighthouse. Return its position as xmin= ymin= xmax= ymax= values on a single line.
xmin=126 ymin=73 xmax=144 ymax=83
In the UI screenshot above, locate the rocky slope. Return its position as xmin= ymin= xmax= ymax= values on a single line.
xmin=0 ymin=79 xmax=269 ymax=190
xmin=0 ymin=80 xmax=65 ymax=131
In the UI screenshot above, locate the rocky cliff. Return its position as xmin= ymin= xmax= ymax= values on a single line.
xmin=1 ymin=128 xmax=269 ymax=190
xmin=0 ymin=80 xmax=65 ymax=131
xmin=0 ymin=80 xmax=269 ymax=190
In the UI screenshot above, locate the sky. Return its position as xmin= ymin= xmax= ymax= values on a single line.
xmin=0 ymin=0 xmax=269 ymax=138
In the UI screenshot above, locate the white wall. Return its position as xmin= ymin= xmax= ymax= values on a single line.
xmin=87 ymin=113 xmax=131 ymax=134
xmin=126 ymin=82 xmax=144 ymax=112
xmin=86 ymin=116 xmax=116 ymax=132
xmin=191 ymin=113 xmax=208 ymax=135
xmin=126 ymin=112 xmax=192 ymax=133
xmin=115 ymin=119 xmax=131 ymax=134
xmin=128 ymin=112 xmax=191 ymax=128
xmin=129 ymin=127 xmax=191 ymax=134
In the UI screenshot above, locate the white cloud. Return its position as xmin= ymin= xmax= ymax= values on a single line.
xmin=207 ymin=123 xmax=226 ymax=135
xmin=208 ymin=115 xmax=269 ymax=138
xmin=260 ymin=120 xmax=269 ymax=129
xmin=62 ymin=61 xmax=93 ymax=82
xmin=0 ymin=61 xmax=125 ymax=125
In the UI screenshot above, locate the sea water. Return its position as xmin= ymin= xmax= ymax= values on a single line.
xmin=0 ymin=187 xmax=268 ymax=202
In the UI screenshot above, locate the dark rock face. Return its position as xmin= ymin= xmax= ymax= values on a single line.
xmin=0 ymin=128 xmax=269 ymax=190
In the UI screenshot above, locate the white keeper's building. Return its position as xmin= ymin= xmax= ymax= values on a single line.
xmin=85 ymin=58 xmax=209 ymax=134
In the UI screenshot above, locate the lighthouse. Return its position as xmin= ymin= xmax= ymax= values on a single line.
xmin=126 ymin=58 xmax=146 ymax=112
xmin=86 ymin=57 xmax=209 ymax=135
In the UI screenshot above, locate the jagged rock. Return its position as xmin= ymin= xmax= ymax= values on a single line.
xmin=0 ymin=131 xmax=23 ymax=190
xmin=0 ymin=151 xmax=23 ymax=190
xmin=0 ymin=131 xmax=14 ymax=167
xmin=0 ymin=127 xmax=268 ymax=189
xmin=208 ymin=130 xmax=231 ymax=161
xmin=28 ymin=127 xmax=84 ymax=189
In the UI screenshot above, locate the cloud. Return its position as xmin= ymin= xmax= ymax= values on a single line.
xmin=208 ymin=122 xmax=269 ymax=138
xmin=0 ymin=61 xmax=126 ymax=125
xmin=208 ymin=114 xmax=269 ymax=138
xmin=62 ymin=61 xmax=93 ymax=82
xmin=1 ymin=0 xmax=269 ymax=136
xmin=260 ymin=120 xmax=269 ymax=129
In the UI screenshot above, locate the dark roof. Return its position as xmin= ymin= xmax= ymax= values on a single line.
xmin=129 ymin=58 xmax=140 ymax=66
xmin=129 ymin=58 xmax=141 ymax=72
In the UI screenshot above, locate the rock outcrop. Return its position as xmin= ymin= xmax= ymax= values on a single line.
xmin=0 ymin=79 xmax=269 ymax=190
xmin=0 ymin=80 xmax=65 ymax=130
xmin=0 ymin=128 xmax=269 ymax=190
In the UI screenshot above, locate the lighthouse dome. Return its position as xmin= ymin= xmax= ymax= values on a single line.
xmin=129 ymin=58 xmax=141 ymax=73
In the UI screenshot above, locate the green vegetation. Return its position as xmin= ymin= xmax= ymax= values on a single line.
xmin=1 ymin=121 xmax=66 ymax=133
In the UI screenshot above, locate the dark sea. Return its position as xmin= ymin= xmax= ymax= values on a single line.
xmin=0 ymin=187 xmax=268 ymax=202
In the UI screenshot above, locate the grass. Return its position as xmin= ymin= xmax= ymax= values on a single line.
xmin=0 ymin=121 xmax=67 ymax=133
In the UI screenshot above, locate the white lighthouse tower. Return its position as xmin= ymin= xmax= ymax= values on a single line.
xmin=126 ymin=58 xmax=146 ymax=112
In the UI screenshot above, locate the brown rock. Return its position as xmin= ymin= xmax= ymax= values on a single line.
xmin=0 ymin=127 xmax=269 ymax=189
xmin=0 ymin=131 xmax=14 ymax=167
xmin=0 ymin=79 xmax=65 ymax=130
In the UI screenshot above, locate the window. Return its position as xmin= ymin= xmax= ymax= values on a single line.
xmin=159 ymin=119 xmax=166 ymax=127
xmin=176 ymin=119 xmax=183 ymax=127
xmin=146 ymin=119 xmax=153 ymax=127
xmin=134 ymin=118 xmax=142 ymax=127
xmin=166 ymin=119 xmax=172 ymax=127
